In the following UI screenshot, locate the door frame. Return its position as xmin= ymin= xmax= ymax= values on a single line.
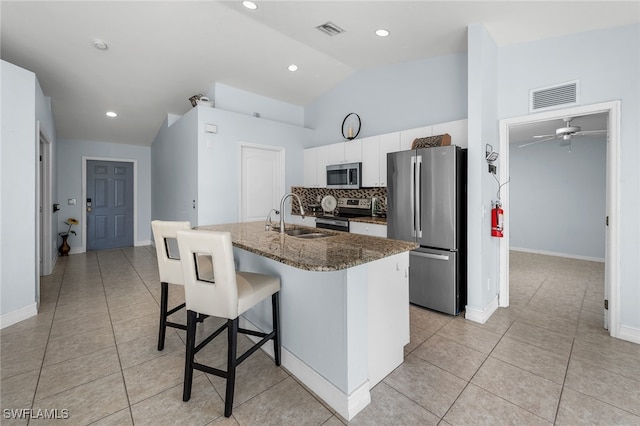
xmin=81 ymin=156 xmax=138 ymax=252
xmin=238 ymin=142 xmax=285 ymax=222
xmin=498 ymin=100 xmax=620 ymax=338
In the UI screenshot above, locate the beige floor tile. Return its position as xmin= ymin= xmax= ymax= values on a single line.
xmin=471 ymin=357 xmax=562 ymax=422
xmin=117 ymin=329 xmax=184 ymax=369
xmin=490 ymin=336 xmax=569 ymax=384
xmin=572 ymin=335 xmax=640 ymax=382
xmin=383 ymin=354 xmax=466 ymax=418
xmin=89 ymin=408 xmax=134 ymax=426
xmin=443 ymin=384 xmax=551 ymax=426
xmin=349 ymin=381 xmax=439 ymax=425
xmin=565 ymin=359 xmax=640 ymax=416
xmin=1 ymin=345 xmax=47 ymax=379
xmin=436 ymin=318 xmax=503 ymax=354
xmin=555 ymin=388 xmax=640 ymax=425
xmin=504 ymin=320 xmax=574 ymax=358
xmin=131 ymin=374 xmax=223 ymax=425
xmin=108 ymin=299 xmax=160 ymax=325
xmin=48 ymin=310 xmax=113 ymax=341
xmin=232 ymin=376 xmax=332 ymax=426
xmin=404 ymin=323 xmax=434 ymax=355
xmin=35 ymin=346 xmax=121 ymax=400
xmin=123 ymin=348 xmax=197 ymax=404
xmin=412 ymin=334 xmax=486 ymax=381
xmin=1 ymin=325 xmax=50 ymax=355
xmin=42 ymin=326 xmax=115 ymax=366
xmin=0 ymin=311 xmax=54 ymax=336
xmin=207 ymin=350 xmax=289 ymax=408
xmin=409 ymin=306 xmax=453 ymax=334
xmin=516 ymin=308 xmax=578 ymax=339
xmin=0 ymin=368 xmax=40 ymax=409
xmin=30 ymin=373 xmax=129 ymax=425
xmin=111 ymin=313 xmax=158 ymax=345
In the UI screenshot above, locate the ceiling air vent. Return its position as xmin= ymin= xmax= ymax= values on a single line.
xmin=530 ymin=80 xmax=579 ymax=112
xmin=316 ymin=22 xmax=345 ymax=36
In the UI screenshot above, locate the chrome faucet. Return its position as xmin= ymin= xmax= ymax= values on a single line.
xmin=279 ymin=193 xmax=305 ymax=234
xmin=265 ymin=208 xmax=279 ymax=231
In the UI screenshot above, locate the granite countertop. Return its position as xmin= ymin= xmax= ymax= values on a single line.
xmin=195 ymin=222 xmax=416 ymax=272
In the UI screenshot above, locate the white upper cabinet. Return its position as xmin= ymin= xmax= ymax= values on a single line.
xmin=400 ymin=125 xmax=432 ymax=151
xmin=362 ymin=133 xmax=399 ymax=187
xmin=326 ymin=140 xmax=362 ymax=165
xmin=303 ymin=145 xmax=328 ymax=188
xmin=432 ymin=119 xmax=468 ymax=148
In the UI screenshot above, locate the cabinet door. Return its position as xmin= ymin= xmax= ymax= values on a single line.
xmin=378 ymin=133 xmax=400 ymax=187
xmin=326 ymin=142 xmax=344 ymax=165
xmin=349 ymin=222 xmax=368 ymax=236
xmin=361 ymin=135 xmax=380 ymax=187
xmin=316 ymin=145 xmax=328 ymax=187
xmin=400 ymin=125 xmax=432 ymax=151
xmin=344 ymin=139 xmax=362 ymax=163
xmin=432 ymin=119 xmax=468 ymax=148
xmin=303 ymin=148 xmax=317 ymax=187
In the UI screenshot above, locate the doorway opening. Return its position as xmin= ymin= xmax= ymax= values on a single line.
xmin=37 ymin=122 xmax=54 ymax=309
xmin=498 ymin=101 xmax=620 ymax=338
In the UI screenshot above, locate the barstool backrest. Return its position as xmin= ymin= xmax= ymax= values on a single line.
xmin=151 ymin=220 xmax=191 ymax=285
xmin=177 ymin=229 xmax=239 ymax=319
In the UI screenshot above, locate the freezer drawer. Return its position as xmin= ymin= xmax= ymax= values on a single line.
xmin=409 ymin=248 xmax=462 ymax=315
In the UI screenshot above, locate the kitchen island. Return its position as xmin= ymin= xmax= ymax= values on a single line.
xmin=196 ymin=222 xmax=417 ymax=420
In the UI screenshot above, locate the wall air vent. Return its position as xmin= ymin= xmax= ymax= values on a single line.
xmin=316 ymin=22 xmax=345 ymax=36
xmin=530 ymin=80 xmax=579 ymax=112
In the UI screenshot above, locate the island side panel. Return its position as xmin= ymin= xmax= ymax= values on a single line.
xmin=234 ymin=247 xmax=360 ymax=394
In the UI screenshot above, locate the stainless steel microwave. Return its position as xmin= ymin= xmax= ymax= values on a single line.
xmin=326 ymin=162 xmax=362 ymax=189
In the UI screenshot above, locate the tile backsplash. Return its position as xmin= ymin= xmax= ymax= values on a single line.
xmin=291 ymin=186 xmax=388 ymax=216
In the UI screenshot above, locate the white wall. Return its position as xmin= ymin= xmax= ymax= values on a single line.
xmin=211 ymin=82 xmax=305 ymax=128
xmin=510 ymin=137 xmax=606 ymax=260
xmin=57 ymin=139 xmax=152 ymax=251
xmin=151 ymin=103 xmax=314 ymax=228
xmin=1 ymin=61 xmax=56 ymax=326
xmin=498 ymin=23 xmax=640 ymax=331
xmin=466 ymin=23 xmax=501 ymax=319
xmin=305 ymin=53 xmax=468 ymax=146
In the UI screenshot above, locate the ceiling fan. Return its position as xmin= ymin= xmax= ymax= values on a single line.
xmin=518 ymin=117 xmax=607 ymax=148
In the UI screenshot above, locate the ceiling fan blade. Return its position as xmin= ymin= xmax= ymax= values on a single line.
xmin=574 ymin=129 xmax=607 ymax=135
xmin=533 ymin=134 xmax=555 ymax=139
xmin=518 ymin=136 xmax=557 ymax=148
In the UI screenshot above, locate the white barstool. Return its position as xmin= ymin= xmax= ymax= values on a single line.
xmin=151 ymin=220 xmax=212 ymax=351
xmin=176 ymin=229 xmax=281 ymax=417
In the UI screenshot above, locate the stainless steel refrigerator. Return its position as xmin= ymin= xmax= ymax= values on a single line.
xmin=387 ymin=145 xmax=467 ymax=315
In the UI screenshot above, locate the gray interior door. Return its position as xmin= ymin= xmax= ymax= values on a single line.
xmin=86 ymin=160 xmax=134 ymax=251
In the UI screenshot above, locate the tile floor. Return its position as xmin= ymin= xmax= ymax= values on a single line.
xmin=1 ymin=248 xmax=639 ymax=425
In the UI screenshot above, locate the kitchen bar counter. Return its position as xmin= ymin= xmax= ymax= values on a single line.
xmin=196 ymin=221 xmax=412 ymax=271
xmin=195 ymin=221 xmax=414 ymax=420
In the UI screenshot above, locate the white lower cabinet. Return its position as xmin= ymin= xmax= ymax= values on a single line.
xmin=350 ymin=222 xmax=387 ymax=238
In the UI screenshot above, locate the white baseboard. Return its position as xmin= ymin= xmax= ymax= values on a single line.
xmin=465 ymin=295 xmax=499 ymax=324
xmin=239 ymin=317 xmax=371 ymax=420
xmin=617 ymin=324 xmax=640 ymax=344
xmin=0 ymin=303 xmax=37 ymax=329
xmin=510 ymin=247 xmax=604 ymax=263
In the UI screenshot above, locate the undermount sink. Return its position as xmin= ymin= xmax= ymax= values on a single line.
xmin=282 ymin=228 xmax=333 ymax=239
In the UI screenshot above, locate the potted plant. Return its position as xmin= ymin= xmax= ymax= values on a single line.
xmin=58 ymin=218 xmax=78 ymax=256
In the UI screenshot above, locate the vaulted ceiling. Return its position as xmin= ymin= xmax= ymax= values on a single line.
xmin=2 ymin=1 xmax=638 ymax=145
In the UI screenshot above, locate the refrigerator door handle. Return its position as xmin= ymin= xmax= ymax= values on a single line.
xmin=411 ymin=155 xmax=416 ymax=237
xmin=411 ymin=251 xmax=450 ymax=261
xmin=416 ymin=155 xmax=422 ymax=238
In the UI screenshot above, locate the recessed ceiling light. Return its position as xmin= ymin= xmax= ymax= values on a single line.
xmin=242 ymin=1 xmax=257 ymax=10
xmin=92 ymin=39 xmax=108 ymax=50
xmin=106 ymin=111 xmax=117 ymax=118
xmin=288 ymin=64 xmax=298 ymax=72
xmin=375 ymin=29 xmax=390 ymax=37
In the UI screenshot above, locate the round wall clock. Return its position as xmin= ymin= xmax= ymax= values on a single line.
xmin=341 ymin=113 xmax=361 ymax=140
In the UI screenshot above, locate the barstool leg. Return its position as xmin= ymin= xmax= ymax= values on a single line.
xmin=272 ymin=292 xmax=281 ymax=366
xmin=224 ymin=318 xmax=238 ymax=417
xmin=158 ymin=282 xmax=169 ymax=351
xmin=183 ymin=310 xmax=197 ymax=402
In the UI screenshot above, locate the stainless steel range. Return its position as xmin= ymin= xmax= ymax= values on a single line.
xmin=315 ymin=198 xmax=372 ymax=232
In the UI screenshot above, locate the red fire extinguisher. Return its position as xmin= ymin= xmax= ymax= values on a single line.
xmin=491 ymin=201 xmax=504 ymax=238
